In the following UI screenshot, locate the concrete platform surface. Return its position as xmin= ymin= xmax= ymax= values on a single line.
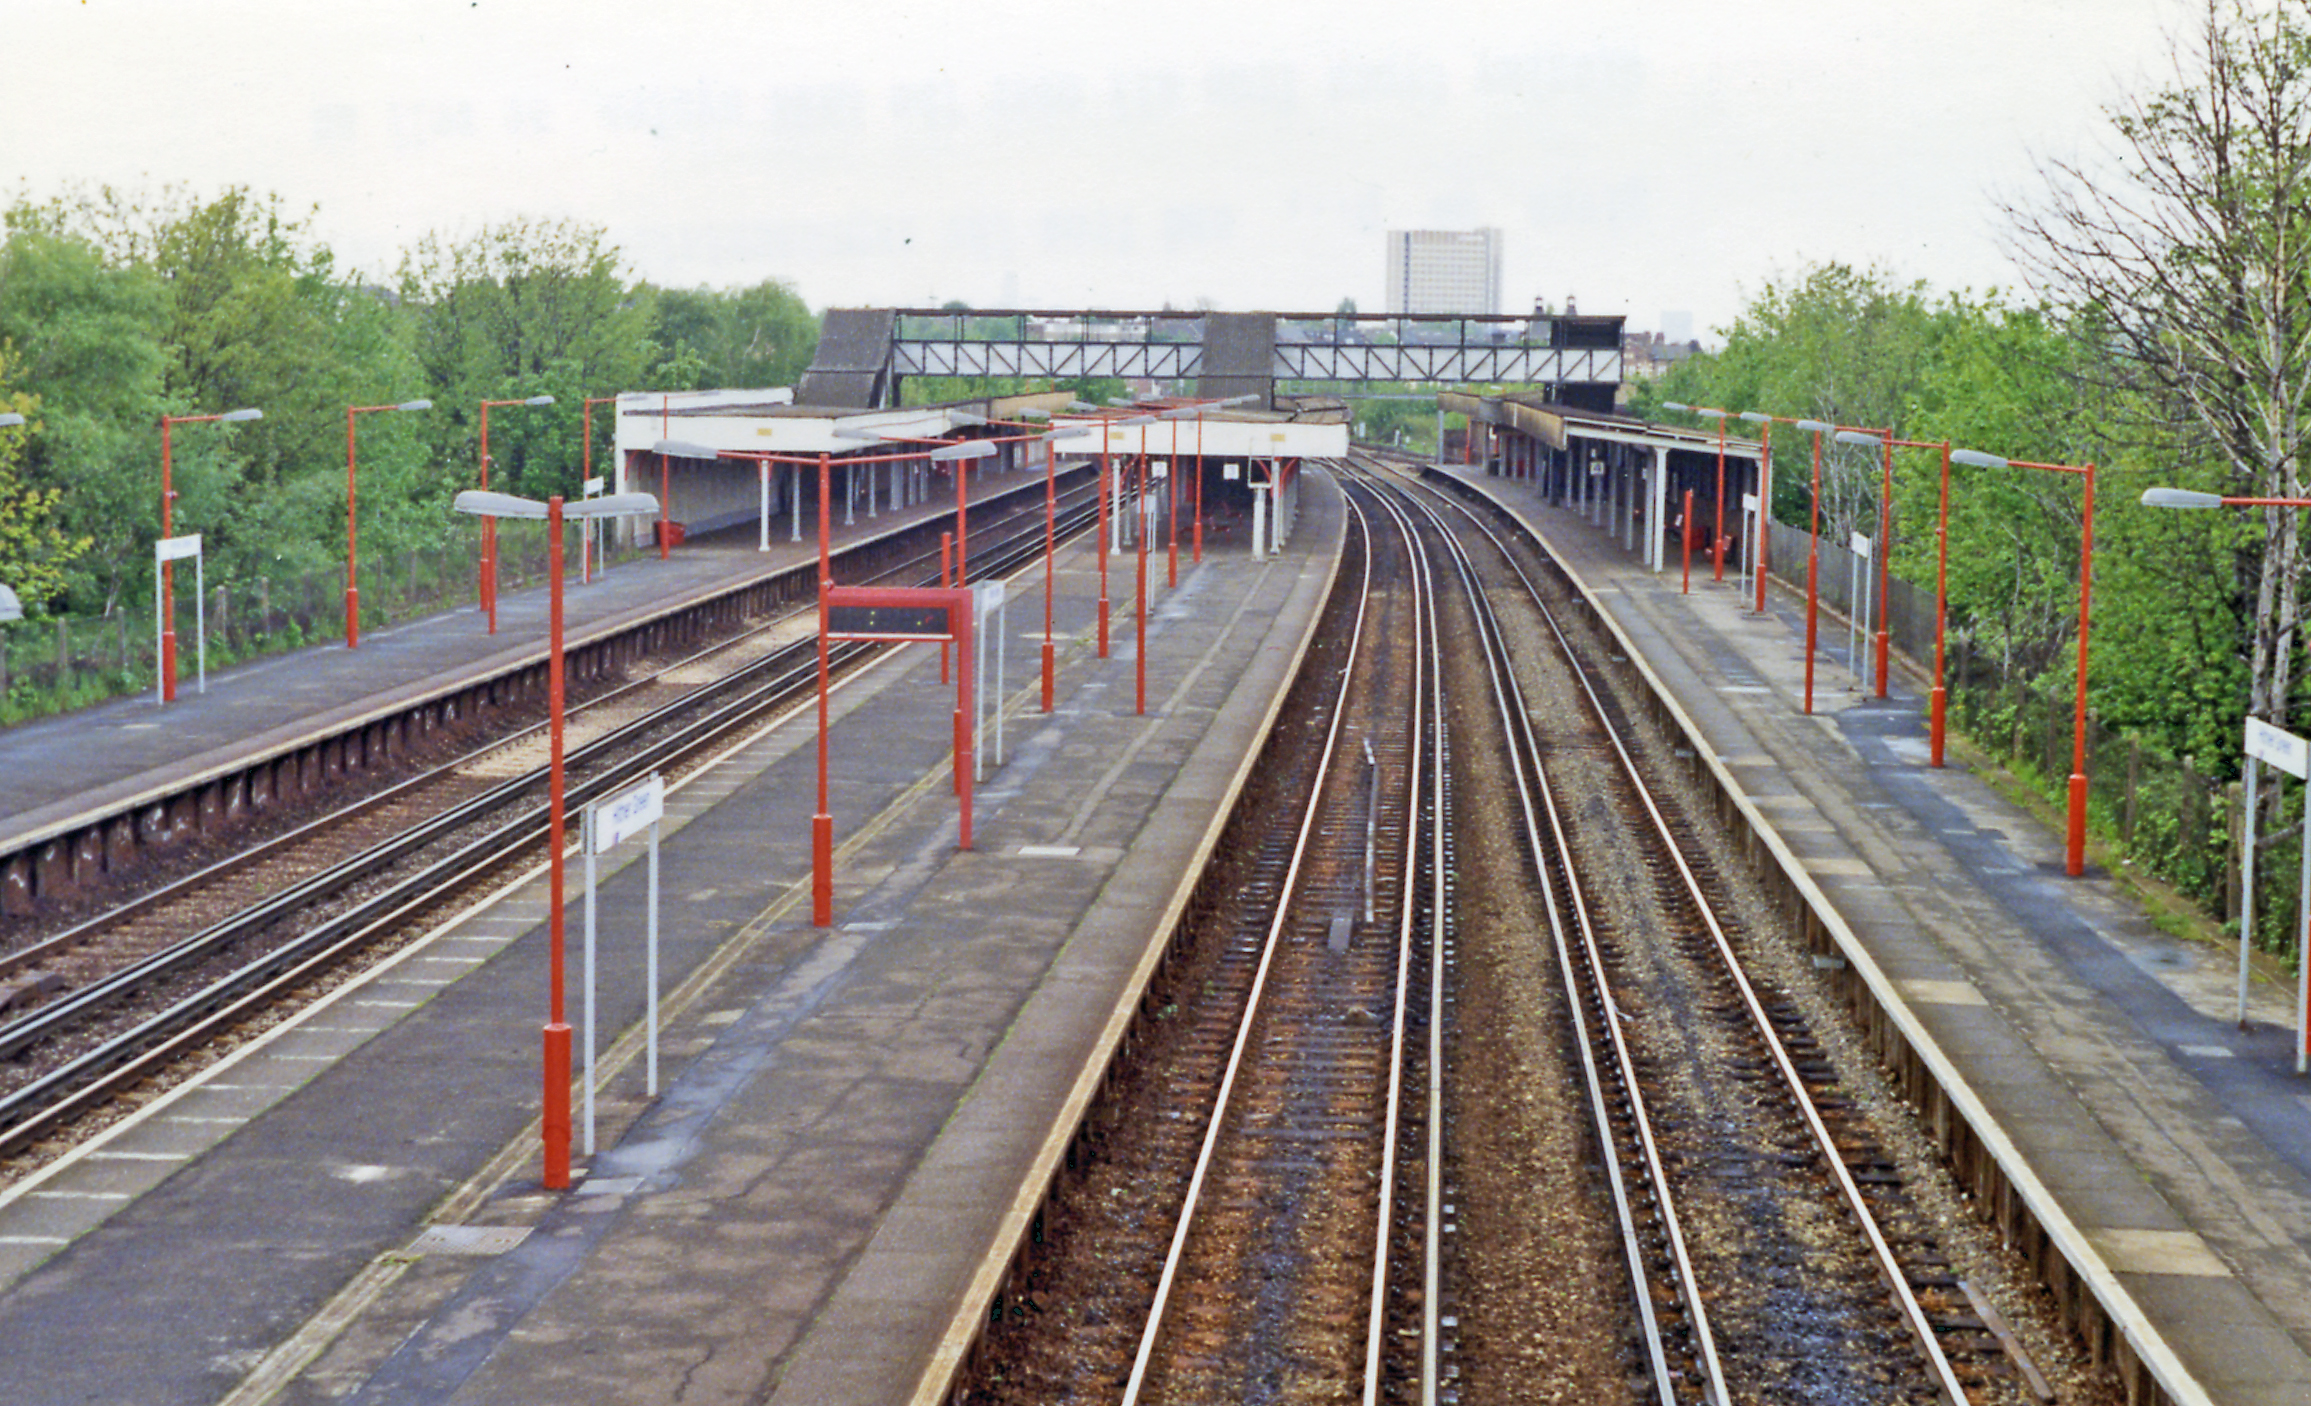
xmin=0 ymin=473 xmax=1333 ymax=1406
xmin=1443 ymin=462 xmax=2311 ymax=1405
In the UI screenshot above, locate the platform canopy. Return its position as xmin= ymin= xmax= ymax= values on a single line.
xmin=613 ymin=389 xmax=1080 ymax=463
xmin=1441 ymin=390 xmax=1760 ymax=462
xmin=1049 ymin=408 xmax=1348 ymax=461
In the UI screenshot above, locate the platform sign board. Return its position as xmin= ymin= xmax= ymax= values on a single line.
xmin=582 ymin=772 xmax=666 ymax=1156
xmin=152 ymin=533 xmax=207 ymax=702
xmin=591 ymin=774 xmax=664 ymax=853
xmin=2246 ymin=717 xmax=2308 ymax=779
xmin=828 ymin=602 xmax=953 ymax=640
xmin=821 ymin=583 xmax=980 ymax=852
xmin=2238 ymin=718 xmax=2311 ymax=1071
xmin=1847 ymin=533 xmax=1875 ymax=690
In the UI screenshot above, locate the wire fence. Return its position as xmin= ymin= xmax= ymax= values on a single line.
xmin=0 ymin=526 xmax=637 ymax=725
xmin=1764 ymin=519 xmax=2265 ymax=951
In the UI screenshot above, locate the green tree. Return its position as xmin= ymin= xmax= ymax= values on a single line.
xmin=397 ymin=218 xmax=660 ymax=503
xmin=0 ymin=219 xmax=170 ymax=613
xmin=2006 ymin=0 xmax=2311 ymax=735
xmin=0 ymin=352 xmax=91 ymax=609
xmin=650 ymin=278 xmax=817 ymax=390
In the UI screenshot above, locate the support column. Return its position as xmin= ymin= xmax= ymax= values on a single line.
xmin=1625 ymin=452 xmax=1640 ymax=552
xmin=1649 ymin=445 xmax=1670 ymax=572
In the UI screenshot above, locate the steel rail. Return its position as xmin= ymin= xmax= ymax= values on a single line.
xmin=1360 ymin=459 xmax=1724 ymax=1404
xmin=1345 ymin=478 xmax=1434 ymax=1406
xmin=1119 ymin=482 xmax=1400 ymax=1406
xmin=1341 ymin=476 xmax=1458 ymax=1406
xmin=1386 ymin=458 xmax=1974 ymax=1406
xmin=0 ymin=488 xmax=1106 ymax=1154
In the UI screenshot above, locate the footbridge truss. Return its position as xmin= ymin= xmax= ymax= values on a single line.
xmin=799 ymin=307 xmax=1625 ymax=410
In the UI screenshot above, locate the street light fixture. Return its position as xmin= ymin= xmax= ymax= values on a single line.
xmin=1040 ymin=426 xmax=1093 ymax=711
xmin=159 ymin=406 xmax=261 ymax=702
xmin=1834 ymin=428 xmax=1906 ymax=701
xmin=344 ymin=399 xmax=432 ymax=648
xmin=2143 ymin=483 xmax=2311 ymax=1051
xmin=1737 ymin=411 xmax=1778 ymax=615
xmin=1835 ymin=428 xmax=1955 ymax=762
xmin=452 ymin=485 xmax=659 ymax=1192
xmin=582 ymin=396 xmax=619 ymax=580
xmin=476 ymin=394 xmax=556 ymax=634
xmin=1955 ymin=446 xmax=2097 ymax=876
xmin=931 ymin=439 xmax=997 ymax=590
xmin=1095 ymin=415 xmax=1158 ymax=657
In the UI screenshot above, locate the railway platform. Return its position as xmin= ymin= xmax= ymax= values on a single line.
xmin=1441 ymin=462 xmax=2311 ymax=1405
xmin=0 ymin=474 xmax=1337 ymax=1405
xmin=0 ymin=465 xmax=1074 ymax=854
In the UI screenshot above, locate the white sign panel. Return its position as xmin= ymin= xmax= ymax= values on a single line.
xmin=1742 ymin=493 xmax=1759 ymax=513
xmin=584 ymin=477 xmax=605 ymax=496
xmin=2247 ymin=717 xmax=2310 ymax=780
xmin=973 ymin=580 xmax=1005 ymax=620
xmin=1849 ymin=532 xmax=1873 ymax=560
xmin=155 ymin=533 xmax=203 ymax=563
xmin=1224 ymin=462 xmax=1242 ymax=481
xmin=592 ymin=775 xmax=665 ymax=853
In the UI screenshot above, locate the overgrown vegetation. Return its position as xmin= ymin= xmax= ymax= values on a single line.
xmin=1644 ymin=0 xmax=2311 ymax=953
xmin=0 ymin=184 xmax=818 ymax=717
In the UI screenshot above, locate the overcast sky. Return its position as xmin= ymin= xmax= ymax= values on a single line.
xmin=7 ymin=0 xmax=2191 ymax=342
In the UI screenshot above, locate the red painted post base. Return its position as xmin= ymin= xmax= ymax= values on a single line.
xmin=160 ymin=629 xmax=177 ymax=704
xmin=1098 ymin=597 xmax=1110 ymax=659
xmin=1874 ymin=629 xmax=1891 ymax=699
xmin=2066 ymin=773 xmax=2088 ymax=877
xmin=542 ymin=1021 xmax=572 ymax=1190
xmin=1929 ymin=686 xmax=1947 ymax=768
xmin=1041 ymin=640 xmax=1055 ymax=713
xmin=345 ymin=587 xmax=360 ymax=649
xmin=812 ymin=812 xmax=834 ymax=927
xmin=953 ymin=707 xmax=965 ymax=797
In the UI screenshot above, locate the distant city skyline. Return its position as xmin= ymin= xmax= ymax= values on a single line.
xmin=1386 ymin=228 xmax=1504 ymax=317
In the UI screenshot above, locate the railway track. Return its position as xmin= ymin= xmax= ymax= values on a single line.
xmin=0 ymin=480 xmax=1110 ymax=1162
xmin=1374 ymin=453 xmax=2032 ymax=1403
xmin=1116 ymin=475 xmax=1438 ymax=1402
xmin=962 ymin=457 xmax=2069 ymax=1403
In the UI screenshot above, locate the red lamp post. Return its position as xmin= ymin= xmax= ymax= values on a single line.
xmin=1736 ymin=410 xmax=1779 ymax=615
xmin=1792 ymin=419 xmax=1835 ymax=714
xmin=1099 ymin=415 xmax=1157 ymax=657
xmin=476 ymin=394 xmax=555 ymax=635
xmin=1838 ymin=429 xmax=1955 ymax=762
xmin=1959 ymin=447 xmax=2097 ymax=876
xmin=159 ymin=406 xmax=261 ymax=701
xmin=345 ymin=399 xmax=431 ymax=647
xmin=1041 ymin=425 xmax=1093 ymax=711
xmin=1137 ymin=449 xmax=1151 ymax=715
xmin=452 ymin=485 xmax=659 ymax=1192
xmin=1665 ymin=401 xmax=1756 ymax=584
xmin=1833 ymin=428 xmax=1904 ymax=699
xmin=814 ymin=450 xmax=835 ymax=925
xmin=581 ymin=395 xmax=617 ymax=584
